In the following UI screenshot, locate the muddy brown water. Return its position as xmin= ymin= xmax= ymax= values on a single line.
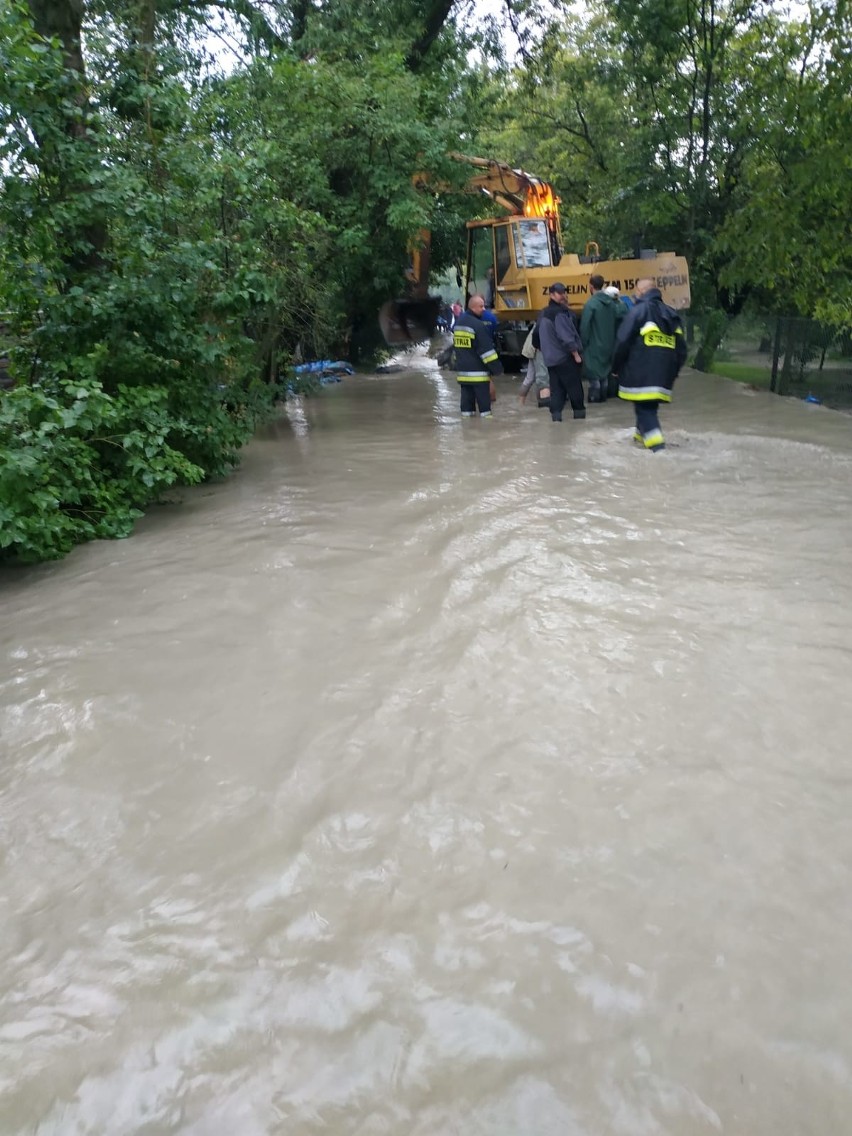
xmin=2 ymin=358 xmax=852 ymax=1135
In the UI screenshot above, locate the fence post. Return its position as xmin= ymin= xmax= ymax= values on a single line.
xmin=770 ymin=316 xmax=782 ymax=393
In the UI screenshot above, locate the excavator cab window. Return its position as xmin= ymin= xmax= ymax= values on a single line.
xmin=513 ymin=220 xmax=552 ymax=269
xmin=467 ymin=226 xmax=495 ymax=300
xmin=495 ymin=225 xmax=512 ymax=284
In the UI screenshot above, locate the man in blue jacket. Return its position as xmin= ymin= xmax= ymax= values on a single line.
xmin=613 ymin=278 xmax=687 ymax=452
xmin=535 ymin=282 xmax=585 ymax=422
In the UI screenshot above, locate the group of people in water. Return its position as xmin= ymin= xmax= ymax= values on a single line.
xmin=450 ymin=275 xmax=687 ymax=452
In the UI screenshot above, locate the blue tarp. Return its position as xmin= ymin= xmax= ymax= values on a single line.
xmin=293 ymin=360 xmax=354 ymax=380
xmin=282 ymin=359 xmax=354 ymax=396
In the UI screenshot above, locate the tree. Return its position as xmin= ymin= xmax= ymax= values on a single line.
xmin=715 ymin=1 xmax=852 ymax=325
xmin=481 ymin=0 xmax=850 ymax=320
xmin=0 ymin=0 xmax=496 ymax=560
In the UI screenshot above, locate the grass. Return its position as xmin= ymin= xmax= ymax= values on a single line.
xmin=709 ymin=361 xmax=772 ymax=387
xmin=706 ymin=359 xmax=852 ymax=410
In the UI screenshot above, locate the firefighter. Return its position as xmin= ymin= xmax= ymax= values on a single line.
xmin=452 ymin=293 xmax=504 ymax=418
xmin=613 ymin=277 xmax=687 ymax=452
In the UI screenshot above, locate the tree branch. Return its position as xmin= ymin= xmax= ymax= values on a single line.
xmin=404 ymin=0 xmax=456 ymax=71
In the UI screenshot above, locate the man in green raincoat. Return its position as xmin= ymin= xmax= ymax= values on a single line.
xmin=580 ymin=274 xmax=624 ymax=403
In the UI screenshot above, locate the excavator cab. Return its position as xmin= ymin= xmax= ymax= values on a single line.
xmin=465 ymin=216 xmax=561 ymax=311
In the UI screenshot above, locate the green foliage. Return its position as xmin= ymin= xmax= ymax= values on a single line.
xmin=195 ymin=51 xmax=479 ymax=361
xmin=693 ymin=311 xmax=730 ymax=372
xmin=0 ymin=380 xmax=203 ymax=562
xmin=0 ymin=0 xmax=485 ymax=562
xmin=484 ymin=0 xmax=851 ymax=318
xmin=715 ymin=4 xmax=852 ymax=324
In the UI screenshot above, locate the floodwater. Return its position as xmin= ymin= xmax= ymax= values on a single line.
xmin=2 ymin=358 xmax=852 ymax=1135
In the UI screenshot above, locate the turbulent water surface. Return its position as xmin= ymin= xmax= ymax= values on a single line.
xmin=2 ymin=358 xmax=852 ymax=1135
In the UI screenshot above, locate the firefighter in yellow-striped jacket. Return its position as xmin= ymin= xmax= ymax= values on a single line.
xmin=613 ymin=278 xmax=687 ymax=452
xmin=452 ymin=293 xmax=504 ymax=418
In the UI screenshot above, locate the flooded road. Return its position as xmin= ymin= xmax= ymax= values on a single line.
xmin=2 ymin=360 xmax=852 ymax=1135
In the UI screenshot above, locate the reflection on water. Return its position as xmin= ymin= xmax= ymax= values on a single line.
xmin=2 ymin=358 xmax=852 ymax=1134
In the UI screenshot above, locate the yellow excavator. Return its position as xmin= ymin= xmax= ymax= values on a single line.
xmin=379 ymin=154 xmax=690 ymax=363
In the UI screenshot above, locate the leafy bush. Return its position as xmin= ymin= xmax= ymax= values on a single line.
xmin=692 ymin=310 xmax=729 ymax=372
xmin=0 ymin=380 xmax=206 ymax=562
xmin=0 ymin=1 xmax=476 ymax=562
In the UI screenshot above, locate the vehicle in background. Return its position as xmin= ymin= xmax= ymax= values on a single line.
xmin=379 ymin=154 xmax=690 ymax=369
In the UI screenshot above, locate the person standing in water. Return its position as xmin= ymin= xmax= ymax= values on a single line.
xmin=580 ymin=274 xmax=623 ymax=403
xmin=613 ymin=278 xmax=687 ymax=452
xmin=452 ymin=293 xmax=504 ymax=418
xmin=534 ymin=282 xmax=585 ymax=422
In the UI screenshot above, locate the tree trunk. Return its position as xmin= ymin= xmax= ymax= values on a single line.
xmin=405 ymin=0 xmax=455 ymax=71
xmin=27 ymin=0 xmax=108 ymax=280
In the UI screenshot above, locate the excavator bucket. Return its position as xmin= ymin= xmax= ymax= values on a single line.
xmin=379 ymin=297 xmax=441 ymax=346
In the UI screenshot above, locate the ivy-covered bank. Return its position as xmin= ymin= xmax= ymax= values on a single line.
xmin=0 ymin=378 xmax=278 ymax=562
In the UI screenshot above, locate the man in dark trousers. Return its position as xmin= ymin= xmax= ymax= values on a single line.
xmin=580 ymin=273 xmax=624 ymax=402
xmin=535 ymin=282 xmax=585 ymax=422
xmin=452 ymin=293 xmax=503 ymax=417
xmin=613 ymin=277 xmax=687 ymax=451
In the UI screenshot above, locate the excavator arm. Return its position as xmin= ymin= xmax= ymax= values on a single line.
xmin=380 ymin=154 xmax=562 ymax=346
xmin=446 ymin=154 xmax=560 ymax=220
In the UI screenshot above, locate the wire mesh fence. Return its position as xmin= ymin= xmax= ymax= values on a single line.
xmin=686 ymin=313 xmax=852 ymax=410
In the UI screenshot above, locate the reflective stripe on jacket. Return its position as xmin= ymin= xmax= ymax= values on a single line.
xmin=613 ymin=289 xmax=687 ymax=402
